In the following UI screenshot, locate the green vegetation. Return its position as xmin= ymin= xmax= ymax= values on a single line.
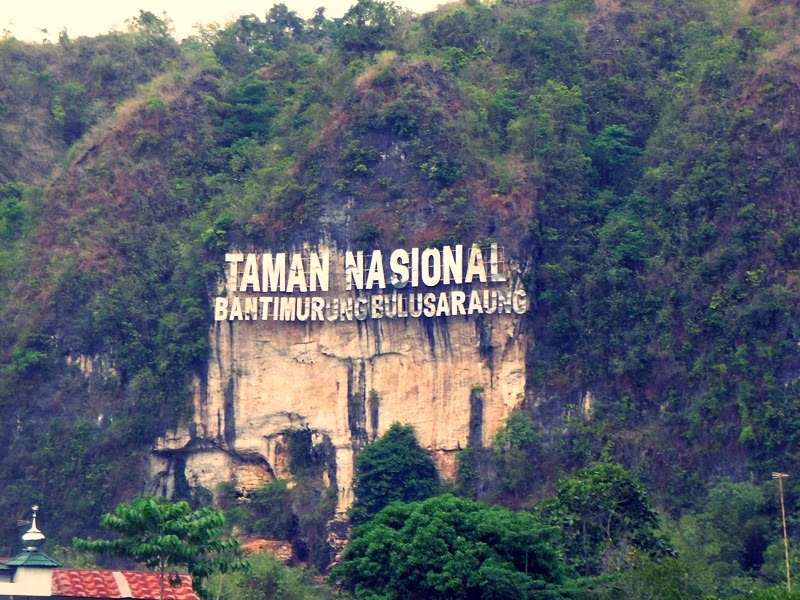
xmin=76 ymin=496 xmax=332 ymax=598
xmin=207 ymin=551 xmax=330 ymax=600
xmin=218 ymin=430 xmax=338 ymax=572
xmin=74 ymin=496 xmax=246 ymax=599
xmin=537 ymin=462 xmax=671 ymax=577
xmin=337 ymin=425 xmax=800 ymax=598
xmin=0 ymin=0 xmax=800 ymax=597
xmin=349 ymin=422 xmax=440 ymax=525
xmin=332 ymin=494 xmax=574 ymax=599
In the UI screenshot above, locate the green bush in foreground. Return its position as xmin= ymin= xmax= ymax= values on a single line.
xmin=332 ymin=493 xmax=577 ymax=600
xmin=208 ymin=552 xmax=330 ymax=600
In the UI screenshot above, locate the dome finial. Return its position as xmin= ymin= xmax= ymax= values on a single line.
xmin=22 ymin=504 xmax=45 ymax=550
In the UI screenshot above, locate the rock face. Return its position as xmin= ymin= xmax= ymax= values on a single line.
xmin=151 ymin=244 xmax=528 ymax=513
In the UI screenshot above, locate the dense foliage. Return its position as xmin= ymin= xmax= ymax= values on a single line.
xmin=536 ymin=462 xmax=671 ymax=576
xmin=338 ymin=423 xmax=796 ymax=597
xmin=74 ymin=496 xmax=246 ymax=599
xmin=1 ymin=0 xmax=800 ymax=596
xmin=349 ymin=422 xmax=440 ymax=524
xmin=332 ymin=493 xmax=575 ymax=599
xmin=207 ymin=551 xmax=331 ymax=600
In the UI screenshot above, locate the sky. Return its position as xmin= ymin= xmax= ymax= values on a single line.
xmin=3 ymin=0 xmax=444 ymax=42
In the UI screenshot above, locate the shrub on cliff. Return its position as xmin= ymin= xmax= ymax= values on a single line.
xmin=349 ymin=422 xmax=440 ymax=525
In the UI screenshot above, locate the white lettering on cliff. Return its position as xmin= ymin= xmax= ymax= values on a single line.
xmin=263 ymin=253 xmax=286 ymax=292
xmin=389 ymin=249 xmax=409 ymax=287
xmin=216 ymin=244 xmax=525 ymax=322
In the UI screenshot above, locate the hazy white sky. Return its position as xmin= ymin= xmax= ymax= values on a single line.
xmin=3 ymin=0 xmax=443 ymax=42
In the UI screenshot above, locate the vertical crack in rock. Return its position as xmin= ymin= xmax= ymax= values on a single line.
xmin=172 ymin=454 xmax=191 ymax=499
xmin=368 ymin=389 xmax=380 ymax=441
xmin=214 ymin=321 xmax=237 ymax=447
xmin=223 ymin=377 xmax=236 ymax=446
xmin=320 ymin=433 xmax=339 ymax=496
xmin=423 ymin=317 xmax=437 ymax=355
xmin=370 ymin=319 xmax=382 ymax=355
xmin=191 ymin=362 xmax=208 ymax=440
xmin=467 ymin=386 xmax=484 ymax=448
xmin=438 ymin=318 xmax=452 ymax=353
xmin=346 ymin=359 xmax=368 ymax=451
xmin=208 ymin=323 xmax=227 ymax=440
xmin=475 ymin=316 xmax=495 ymax=384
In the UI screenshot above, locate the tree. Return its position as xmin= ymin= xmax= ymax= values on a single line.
xmin=74 ymin=496 xmax=246 ymax=600
xmin=588 ymin=124 xmax=642 ymax=194
xmin=247 ymin=480 xmax=298 ymax=540
xmin=491 ymin=409 xmax=542 ymax=502
xmin=332 ymin=494 xmax=575 ymax=600
xmin=538 ymin=462 xmax=671 ymax=576
xmin=212 ymin=15 xmax=273 ymax=75
xmin=349 ymin=422 xmax=440 ymax=525
xmin=207 ymin=552 xmax=329 ymax=600
xmin=334 ymin=0 xmax=403 ymax=54
xmin=671 ymin=479 xmax=775 ymax=596
xmin=127 ymin=10 xmax=172 ymax=40
xmin=590 ymin=555 xmax=715 ymax=600
xmin=265 ymin=4 xmax=304 ymax=49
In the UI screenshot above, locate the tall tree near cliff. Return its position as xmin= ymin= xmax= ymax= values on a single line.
xmin=349 ymin=422 xmax=440 ymax=525
xmin=538 ymin=462 xmax=671 ymax=576
xmin=74 ymin=496 xmax=246 ymax=600
xmin=491 ymin=409 xmax=542 ymax=503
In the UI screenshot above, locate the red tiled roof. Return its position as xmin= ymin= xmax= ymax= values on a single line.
xmin=52 ymin=569 xmax=199 ymax=600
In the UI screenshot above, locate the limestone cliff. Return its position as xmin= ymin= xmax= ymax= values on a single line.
xmin=151 ymin=244 xmax=528 ymax=513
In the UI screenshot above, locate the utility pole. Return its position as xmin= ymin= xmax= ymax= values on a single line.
xmin=772 ymin=472 xmax=791 ymax=591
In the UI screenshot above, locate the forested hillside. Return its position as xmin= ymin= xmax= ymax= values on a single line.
xmin=2 ymin=0 xmax=800 ymax=595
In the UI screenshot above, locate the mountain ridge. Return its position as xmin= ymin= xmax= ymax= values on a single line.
xmin=0 ymin=0 xmax=799 ymax=562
